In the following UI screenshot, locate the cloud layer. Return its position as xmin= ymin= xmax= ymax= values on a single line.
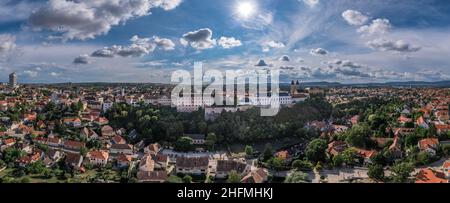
xmin=29 ymin=0 xmax=183 ymax=40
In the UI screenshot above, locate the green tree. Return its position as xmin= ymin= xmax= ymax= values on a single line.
xmin=245 ymin=145 xmax=254 ymax=156
xmin=262 ymin=144 xmax=273 ymax=161
xmin=26 ymin=161 xmax=45 ymax=174
xmin=79 ymin=147 xmax=88 ymax=157
xmin=205 ymin=133 xmax=217 ymax=151
xmin=390 ymin=162 xmax=414 ymax=183
xmin=332 ymin=154 xmax=344 ymax=167
xmin=166 ymin=175 xmax=183 ymax=183
xmin=267 ymin=157 xmax=285 ymax=170
xmin=226 ymin=170 xmax=241 ymax=183
xmin=345 ymin=124 xmax=371 ymax=148
xmin=182 ymin=175 xmax=193 ymax=183
xmin=174 ymin=137 xmax=194 ymax=152
xmin=305 ymin=139 xmax=327 ymax=162
xmin=368 ymin=164 xmax=384 ymax=181
xmin=284 ymin=171 xmax=310 ymax=183
xmin=20 ymin=177 xmax=31 ymax=183
xmin=416 ymin=151 xmax=432 ymax=166
xmin=292 ymin=160 xmax=313 ymax=171
xmin=3 ymin=148 xmax=25 ymax=163
xmin=341 ymin=148 xmax=358 ymax=166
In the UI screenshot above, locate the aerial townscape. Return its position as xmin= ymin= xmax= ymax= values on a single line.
xmin=0 ymin=0 xmax=450 ymax=186
xmin=0 ymin=74 xmax=449 ymax=184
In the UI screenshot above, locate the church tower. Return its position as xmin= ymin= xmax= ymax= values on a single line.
xmin=290 ymin=80 xmax=298 ymax=95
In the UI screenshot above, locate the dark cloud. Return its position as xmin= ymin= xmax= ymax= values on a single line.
xmin=310 ymin=48 xmax=328 ymax=56
xmin=181 ymin=28 xmax=216 ymax=50
xmin=255 ymin=59 xmax=268 ymax=66
xmin=73 ymin=54 xmax=90 ymax=64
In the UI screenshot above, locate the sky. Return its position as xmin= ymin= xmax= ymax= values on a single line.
xmin=0 ymin=0 xmax=450 ymax=84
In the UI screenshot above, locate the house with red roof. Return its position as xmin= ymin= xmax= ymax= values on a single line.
xmin=87 ymin=150 xmax=109 ymax=167
xmin=418 ymin=138 xmax=440 ymax=156
xmin=63 ymin=117 xmax=82 ymax=128
xmin=415 ymin=168 xmax=448 ymax=183
xmin=398 ymin=115 xmax=412 ymax=125
xmin=94 ymin=117 xmax=109 ymax=126
xmin=355 ymin=148 xmax=377 ymax=165
xmin=416 ymin=116 xmax=429 ymax=129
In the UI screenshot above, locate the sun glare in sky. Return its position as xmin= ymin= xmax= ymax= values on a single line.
xmin=236 ymin=1 xmax=257 ymax=19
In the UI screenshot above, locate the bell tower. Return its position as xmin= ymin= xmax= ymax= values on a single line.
xmin=290 ymin=80 xmax=298 ymax=95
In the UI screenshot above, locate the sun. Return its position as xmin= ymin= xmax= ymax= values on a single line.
xmin=236 ymin=1 xmax=256 ymax=19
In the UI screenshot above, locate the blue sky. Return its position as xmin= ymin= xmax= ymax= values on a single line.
xmin=1 ymin=0 xmax=450 ymax=83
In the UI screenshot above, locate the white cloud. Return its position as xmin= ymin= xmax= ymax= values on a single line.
xmin=50 ymin=72 xmax=61 ymax=77
xmin=23 ymin=70 xmax=38 ymax=78
xmin=342 ymin=10 xmax=369 ymax=26
xmin=152 ymin=36 xmax=176 ymax=51
xmin=301 ymin=0 xmax=319 ymax=8
xmin=218 ymin=37 xmax=242 ymax=49
xmin=181 ymin=28 xmax=216 ymax=50
xmin=262 ymin=40 xmax=285 ymax=52
xmin=0 ymin=34 xmax=17 ymax=58
xmin=28 ymin=0 xmax=183 ymax=40
xmin=358 ymin=18 xmax=391 ymax=36
xmin=367 ymin=38 xmax=421 ymax=53
xmin=91 ymin=35 xmax=175 ymax=58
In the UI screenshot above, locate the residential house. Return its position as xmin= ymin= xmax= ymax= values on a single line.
xmin=241 ymin=168 xmax=268 ymax=183
xmin=63 ymin=117 xmax=82 ymax=128
xmin=418 ymin=138 xmax=440 ymax=156
xmin=63 ymin=140 xmax=85 ymax=153
xmin=137 ymin=171 xmax=168 ymax=183
xmin=101 ymin=125 xmax=115 ymax=137
xmin=216 ymin=160 xmax=251 ymax=179
xmin=110 ymin=144 xmax=133 ymax=155
xmin=332 ymin=125 xmax=349 ymax=134
xmin=416 ymin=116 xmax=429 ymax=129
xmin=176 ymin=156 xmax=209 ymax=175
xmin=17 ymin=149 xmax=43 ymax=167
xmin=327 ymin=141 xmax=347 ymax=157
xmin=94 ymin=117 xmax=109 ymax=126
xmin=275 ymin=150 xmax=291 ymax=161
xmin=139 ymin=155 xmax=155 ymax=172
xmin=102 ymin=101 xmax=113 ymax=112
xmin=151 ymin=153 xmax=169 ymax=170
xmin=144 ymin=143 xmax=161 ymax=155
xmin=80 ymin=127 xmax=99 ymax=141
xmin=389 ymin=136 xmax=403 ymax=159
xmin=350 ymin=115 xmax=360 ymax=126
xmin=398 ymin=115 xmax=412 ymax=125
xmin=42 ymin=149 xmax=62 ymax=167
xmin=355 ymin=148 xmax=377 ymax=165
xmin=65 ymin=153 xmax=83 ymax=169
xmin=415 ymin=168 xmax=448 ymax=183
xmin=87 ymin=150 xmax=109 ymax=166
xmin=3 ymin=138 xmax=15 ymax=146
xmin=116 ymin=154 xmax=132 ymax=168
xmin=112 ymin=135 xmax=126 ymax=145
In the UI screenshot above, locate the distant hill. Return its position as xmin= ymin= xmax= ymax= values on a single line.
xmin=281 ymin=81 xmax=450 ymax=88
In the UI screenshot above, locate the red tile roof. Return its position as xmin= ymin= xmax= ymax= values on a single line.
xmin=415 ymin=169 xmax=448 ymax=183
xmin=418 ymin=138 xmax=439 ymax=150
